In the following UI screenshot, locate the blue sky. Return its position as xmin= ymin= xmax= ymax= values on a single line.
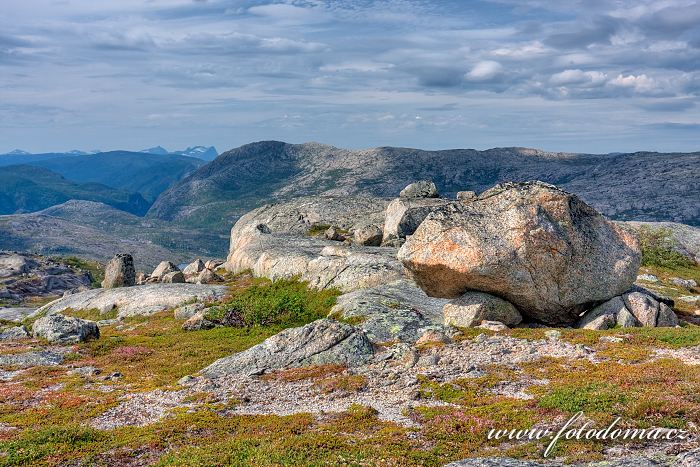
xmin=1 ymin=0 xmax=699 ymax=153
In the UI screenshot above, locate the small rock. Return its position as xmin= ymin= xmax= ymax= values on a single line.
xmin=443 ymin=291 xmax=522 ymax=328
xmin=32 ymin=314 xmax=99 ymax=344
xmin=182 ymin=312 xmax=216 ymax=331
xmin=352 ymin=224 xmax=383 ymax=246
xmin=400 ymin=181 xmax=439 ymax=199
xmin=636 ymin=274 xmax=659 ymax=283
xmin=670 ymin=277 xmax=697 ymax=289
xmin=599 ymin=335 xmax=624 ymax=343
xmin=204 ymin=260 xmax=223 ymax=270
xmin=416 ymin=354 xmax=440 ymax=367
xmin=197 ymin=269 xmax=222 ymax=285
xmin=456 ymin=191 xmax=477 ymax=202
xmin=173 ymin=303 xmax=205 ymax=320
xmin=177 ymin=375 xmax=196 ymax=386
xmin=544 ymin=329 xmax=561 ymax=340
xmin=679 ymin=295 xmax=699 ymax=304
xmin=69 ymin=366 xmax=101 ymax=377
xmin=161 ymin=271 xmax=185 ymax=284
xmin=103 ymin=371 xmax=122 ymax=381
xmin=0 ymin=326 xmax=29 ymax=341
xmin=324 ymin=226 xmax=347 ymax=242
xmin=415 ymin=329 xmax=452 ymax=346
xmin=477 ymin=321 xmax=508 ymax=331
xmin=183 ymin=259 xmax=205 ymax=277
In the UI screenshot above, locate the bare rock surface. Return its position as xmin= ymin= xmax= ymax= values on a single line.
xmin=330 ymin=279 xmax=449 ymax=344
xmin=0 ymin=349 xmax=65 ymax=368
xmin=201 ymin=318 xmax=373 ymax=378
xmin=32 ymin=283 xmax=228 ymax=319
xmin=32 ymin=314 xmax=99 ymax=344
xmin=623 ymin=221 xmax=700 ymax=264
xmin=399 ymin=182 xmax=641 ymax=326
xmin=101 ymin=253 xmax=135 ymax=288
xmin=0 ymin=326 xmax=29 ymax=341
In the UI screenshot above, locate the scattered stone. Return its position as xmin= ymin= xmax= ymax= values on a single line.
xmin=101 ymin=254 xmax=136 ymax=288
xmin=151 ymin=261 xmax=180 ymax=281
xmin=477 ymin=321 xmax=509 ymax=331
xmin=69 ymin=366 xmax=102 ymax=377
xmin=544 ymin=330 xmax=561 ymax=340
xmin=577 ymin=296 xmax=629 ymax=330
xmin=202 ymin=319 xmax=373 ymax=377
xmin=399 ymin=180 xmax=439 ymax=199
xmin=679 ymin=295 xmax=699 ymax=304
xmin=161 ymin=271 xmax=185 ymax=284
xmin=636 ymin=274 xmax=659 ymax=283
xmin=456 ymin=191 xmax=477 ymax=202
xmin=324 ymin=226 xmax=347 ymax=242
xmin=103 ymin=372 xmax=123 ymax=381
xmin=399 ymin=182 xmax=641 ymax=326
xmin=352 ymin=224 xmax=383 ymax=246
xmin=0 ymin=326 xmax=29 ymax=341
xmin=204 ymin=260 xmax=223 ymax=270
xmin=178 ymin=375 xmax=196 ymax=386
xmin=136 ymin=272 xmax=148 ymax=285
xmin=181 ymin=312 xmax=216 ymax=331
xmin=443 ymin=292 xmax=522 ymax=328
xmin=599 ymin=335 xmax=624 ymax=343
xmin=32 ymin=314 xmax=99 ymax=344
xmin=577 ymin=289 xmax=678 ymax=329
xmin=670 ymin=277 xmax=697 ymax=289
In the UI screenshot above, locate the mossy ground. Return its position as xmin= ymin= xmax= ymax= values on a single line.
xmin=1 ymin=273 xmax=699 ymax=465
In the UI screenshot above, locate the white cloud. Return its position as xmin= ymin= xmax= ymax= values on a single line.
xmin=550 ymin=69 xmax=607 ymax=87
xmin=610 ymin=74 xmax=656 ymax=93
xmin=465 ymin=61 xmax=504 ymax=81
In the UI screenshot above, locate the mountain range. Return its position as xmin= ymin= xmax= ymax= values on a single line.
xmin=0 ymin=140 xmax=698 ymax=264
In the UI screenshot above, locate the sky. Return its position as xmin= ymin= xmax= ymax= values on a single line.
xmin=1 ymin=0 xmax=700 ymax=154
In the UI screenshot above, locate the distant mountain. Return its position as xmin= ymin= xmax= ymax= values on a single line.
xmin=140 ymin=146 xmax=218 ymax=161
xmin=148 ymin=141 xmax=700 ymax=235
xmin=0 ymin=165 xmax=150 ymax=215
xmin=11 ymin=151 xmax=204 ymax=203
xmin=5 ymin=149 xmax=31 ymax=155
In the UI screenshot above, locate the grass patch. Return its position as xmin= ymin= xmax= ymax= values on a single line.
xmin=204 ymin=277 xmax=339 ymax=328
xmin=538 ymin=382 xmax=627 ymax=414
xmin=61 ymin=308 xmax=118 ymax=321
xmin=638 ymin=226 xmax=695 ymax=269
xmin=306 ymin=223 xmax=331 ymax=237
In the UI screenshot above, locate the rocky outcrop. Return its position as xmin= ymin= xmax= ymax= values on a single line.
xmin=161 ymin=271 xmax=185 ymax=283
xmin=443 ymin=292 xmax=523 ymax=328
xmin=101 ymin=254 xmax=135 ymax=288
xmin=399 ymin=180 xmax=439 ymax=199
xmin=398 ymin=182 xmax=641 ymax=326
xmin=381 ymin=197 xmax=449 ymax=246
xmin=0 ymin=252 xmax=92 ymax=304
xmin=32 ymin=314 xmax=99 ymax=344
xmin=623 ymin=221 xmax=700 ymax=264
xmin=197 ymin=269 xmax=222 ymax=284
xmin=0 ymin=325 xmax=29 ymax=341
xmin=456 ymin=191 xmax=477 ymax=202
xmin=33 ymin=283 xmax=228 ymax=319
xmin=225 ymin=221 xmax=404 ymax=292
xmin=201 ymin=319 xmax=373 ymax=377
xmin=182 ymin=259 xmax=205 ymax=278
xmin=577 ymin=288 xmax=678 ymax=329
xmin=330 ymin=279 xmax=449 ymax=344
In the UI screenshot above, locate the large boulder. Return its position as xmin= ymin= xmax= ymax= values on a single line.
xmin=101 ymin=254 xmax=136 ymax=289
xmin=32 ymin=314 xmax=99 ymax=344
xmin=201 ymin=319 xmax=373 ymax=377
xmin=151 ymin=261 xmax=180 ymax=282
xmin=443 ymin=292 xmax=522 ymax=328
xmin=382 ymin=197 xmax=449 ymax=246
xmin=400 ymin=180 xmax=439 ymax=199
xmin=161 ymin=271 xmax=185 ymax=284
xmin=32 ymin=283 xmax=228 ymax=319
xmin=398 ymin=182 xmax=641 ymax=326
xmin=182 ymin=259 xmax=205 ymax=278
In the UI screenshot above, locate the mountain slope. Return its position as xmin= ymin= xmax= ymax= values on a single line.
xmin=0 ymin=165 xmax=149 ymax=215
xmin=148 ymin=141 xmax=700 ymax=233
xmin=31 ymin=151 xmax=204 ymax=202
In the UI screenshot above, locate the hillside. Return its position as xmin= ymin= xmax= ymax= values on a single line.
xmin=0 ymin=165 xmax=149 ymax=215
xmin=27 ymin=151 xmax=204 ymax=202
xmin=148 ymin=141 xmax=700 ymax=233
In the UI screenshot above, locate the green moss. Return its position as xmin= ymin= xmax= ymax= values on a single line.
xmin=538 ymin=382 xmax=627 ymax=414
xmin=61 ymin=307 xmax=118 ymax=321
xmin=637 ymin=226 xmax=695 ymax=269
xmin=205 ymin=277 xmax=339 ymax=328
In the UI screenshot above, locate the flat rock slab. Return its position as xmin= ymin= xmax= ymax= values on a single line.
xmin=0 ymin=350 xmax=65 ymax=368
xmin=33 ymin=284 xmax=228 ymax=319
xmin=0 ymin=307 xmax=36 ymax=322
xmin=331 ymin=279 xmax=449 ymax=344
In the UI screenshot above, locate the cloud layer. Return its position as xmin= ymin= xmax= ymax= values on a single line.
xmin=1 ymin=0 xmax=699 ymax=153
